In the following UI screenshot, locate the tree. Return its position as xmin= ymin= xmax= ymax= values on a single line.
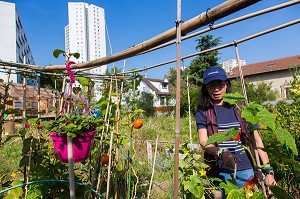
xmin=187 ymin=34 xmax=221 ymax=87
xmin=231 ymin=79 xmax=279 ymax=103
xmin=40 ymin=74 xmax=64 ymax=91
xmin=136 ymin=92 xmax=155 ymax=117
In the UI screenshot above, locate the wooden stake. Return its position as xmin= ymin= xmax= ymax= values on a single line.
xmin=147 ymin=136 xmax=159 ymax=199
xmin=174 ymin=0 xmax=182 ymax=198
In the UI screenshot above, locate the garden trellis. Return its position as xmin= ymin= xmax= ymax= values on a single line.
xmin=0 ymin=0 xmax=300 ymax=198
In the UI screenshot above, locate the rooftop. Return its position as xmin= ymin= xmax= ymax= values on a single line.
xmin=227 ymin=54 xmax=300 ymax=78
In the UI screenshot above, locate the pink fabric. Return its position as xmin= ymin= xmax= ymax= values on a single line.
xmin=50 ymin=130 xmax=96 ymax=163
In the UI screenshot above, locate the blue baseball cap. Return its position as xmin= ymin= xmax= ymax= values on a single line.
xmin=203 ymin=66 xmax=227 ymax=85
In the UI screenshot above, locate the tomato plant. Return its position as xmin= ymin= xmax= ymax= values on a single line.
xmin=133 ymin=119 xmax=143 ymax=129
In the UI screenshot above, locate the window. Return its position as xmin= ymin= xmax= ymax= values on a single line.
xmin=160 ymin=96 xmax=166 ymax=105
xmin=14 ymin=101 xmax=22 ymax=109
xmin=162 ymin=83 xmax=168 ymax=89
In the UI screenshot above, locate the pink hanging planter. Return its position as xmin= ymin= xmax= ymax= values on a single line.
xmin=50 ymin=130 xmax=96 ymax=163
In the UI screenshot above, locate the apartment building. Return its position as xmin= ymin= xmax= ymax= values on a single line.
xmin=0 ymin=1 xmax=36 ymax=86
xmin=65 ymin=2 xmax=107 ymax=100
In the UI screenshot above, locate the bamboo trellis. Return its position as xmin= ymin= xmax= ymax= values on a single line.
xmin=0 ymin=0 xmax=299 ymax=198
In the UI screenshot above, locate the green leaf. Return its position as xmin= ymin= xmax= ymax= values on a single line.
xmin=251 ymin=191 xmax=266 ymax=199
xmin=256 ymin=106 xmax=275 ymax=130
xmin=9 ymin=180 xmax=24 ymax=197
xmin=11 ymin=180 xmax=23 ymax=186
xmin=219 ymin=180 xmax=239 ymax=195
xmin=22 ymin=138 xmax=32 ymax=155
xmin=226 ymin=189 xmax=245 ymax=199
xmin=206 ymin=128 xmax=239 ymax=145
xmin=18 ymin=129 xmax=27 ymax=136
xmin=241 ymin=103 xmax=259 ymax=124
xmin=72 ymin=87 xmax=81 ymax=94
xmin=223 ymin=92 xmax=245 ymax=105
xmin=269 ymin=185 xmax=292 ymax=199
xmin=182 ymin=175 xmax=204 ymax=198
xmin=4 ymin=108 xmax=20 ymax=114
xmin=190 ymin=174 xmax=202 ymax=184
xmin=76 ymin=77 xmax=90 ymax=87
xmin=72 ymin=52 xmax=80 ymax=59
xmin=0 ymin=103 xmax=5 ymax=109
xmin=53 ymin=49 xmax=65 ymax=58
xmin=0 ymin=79 xmax=4 ymax=83
xmin=11 ymin=187 xmax=23 ymax=197
xmin=273 ymin=127 xmax=298 ymax=156
xmin=6 ymin=100 xmax=13 ymax=105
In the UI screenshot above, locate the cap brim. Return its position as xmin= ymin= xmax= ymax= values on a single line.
xmin=204 ymin=76 xmax=227 ymax=85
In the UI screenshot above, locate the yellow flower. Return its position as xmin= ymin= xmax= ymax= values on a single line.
xmin=11 ymin=172 xmax=16 ymax=178
xmin=199 ymin=169 xmax=206 ymax=176
xmin=245 ymin=188 xmax=253 ymax=199
xmin=183 ymin=150 xmax=189 ymax=155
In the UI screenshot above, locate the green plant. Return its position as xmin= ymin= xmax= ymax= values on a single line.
xmin=46 ymin=114 xmax=103 ymax=137
xmin=205 ymin=92 xmax=297 ymax=198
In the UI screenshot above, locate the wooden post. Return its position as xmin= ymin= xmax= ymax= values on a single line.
xmin=146 ymin=141 xmax=153 ymax=164
xmin=174 ymin=0 xmax=182 ymax=198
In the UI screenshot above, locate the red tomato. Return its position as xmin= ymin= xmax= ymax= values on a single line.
xmin=101 ymin=155 xmax=109 ymax=165
xmin=37 ymin=125 xmax=44 ymax=129
xmin=231 ymin=130 xmax=241 ymax=141
xmin=133 ymin=119 xmax=143 ymax=129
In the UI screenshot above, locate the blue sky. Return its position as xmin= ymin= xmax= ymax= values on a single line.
xmin=7 ymin=0 xmax=300 ymax=79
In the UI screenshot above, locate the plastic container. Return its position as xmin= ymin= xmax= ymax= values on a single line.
xmin=49 ymin=130 xmax=96 ymax=163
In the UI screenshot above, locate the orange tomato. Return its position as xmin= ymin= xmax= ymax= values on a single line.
xmin=133 ymin=119 xmax=143 ymax=129
xmin=101 ymin=154 xmax=109 ymax=165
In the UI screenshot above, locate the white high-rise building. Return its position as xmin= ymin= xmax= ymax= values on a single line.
xmin=221 ymin=59 xmax=246 ymax=73
xmin=65 ymin=2 xmax=107 ymax=100
xmin=0 ymin=1 xmax=36 ymax=86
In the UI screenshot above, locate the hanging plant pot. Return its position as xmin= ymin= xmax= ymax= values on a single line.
xmin=49 ymin=130 xmax=96 ymax=163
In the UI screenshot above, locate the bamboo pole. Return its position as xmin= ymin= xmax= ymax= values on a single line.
xmin=147 ymin=136 xmax=159 ymax=199
xmin=59 ymin=77 xmax=66 ymax=116
xmin=128 ymin=76 xmax=136 ymax=199
xmin=113 ymin=75 xmax=123 ymax=199
xmin=93 ymin=78 xmax=113 ymax=198
xmin=118 ymin=18 xmax=300 ymax=75
xmin=22 ymin=58 xmax=28 ymax=198
xmin=37 ymin=74 xmax=41 ymax=148
xmin=0 ymin=70 xmax=11 ymax=142
xmin=187 ymin=75 xmax=193 ymax=144
xmin=174 ymin=0 xmax=182 ymax=198
xmin=234 ymin=43 xmax=248 ymax=104
xmin=234 ymin=44 xmax=267 ymax=197
xmin=140 ymin=0 xmax=300 ymax=55
xmin=42 ymin=0 xmax=260 ymax=71
xmin=22 ymin=72 xmax=27 ymax=128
